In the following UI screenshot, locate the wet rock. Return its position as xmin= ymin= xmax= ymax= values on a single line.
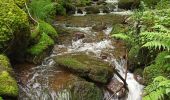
xmin=134 ymin=75 xmax=144 ymax=85
xmin=54 ymin=53 xmax=113 ymax=84
xmin=50 ymin=71 xmax=103 ymax=100
xmin=92 ymin=24 xmax=107 ymax=31
xmin=118 ymin=0 xmax=140 ymax=9
xmin=133 ymin=68 xmax=144 ymax=84
xmin=74 ymin=31 xmax=85 ymax=40
xmin=85 ymin=6 xmax=100 ymax=14
xmin=107 ymin=79 xmax=126 ymax=98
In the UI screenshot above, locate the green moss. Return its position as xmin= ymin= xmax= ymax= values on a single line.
xmin=0 ymin=55 xmax=12 ymax=72
xmin=0 ymin=71 xmax=18 ymax=97
xmin=28 ymin=33 xmax=54 ymax=55
xmin=0 ymin=0 xmax=30 ymax=55
xmin=39 ymin=21 xmax=58 ymax=38
xmin=71 ymin=81 xmax=103 ymax=100
xmin=55 ymin=54 xmax=113 ymax=83
xmin=14 ymin=0 xmax=27 ymax=8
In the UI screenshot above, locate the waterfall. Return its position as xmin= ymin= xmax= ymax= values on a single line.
xmin=74 ymin=7 xmax=87 ymax=16
xmin=18 ymin=57 xmax=71 ymax=100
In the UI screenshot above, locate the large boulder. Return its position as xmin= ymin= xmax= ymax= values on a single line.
xmin=54 ymin=53 xmax=113 ymax=84
xmin=50 ymin=71 xmax=103 ymax=100
xmin=0 ymin=0 xmax=30 ymax=61
xmin=0 ymin=55 xmax=18 ymax=98
xmin=118 ymin=0 xmax=140 ymax=9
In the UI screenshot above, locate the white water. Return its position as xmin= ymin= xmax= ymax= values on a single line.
xmin=18 ymin=25 xmax=143 ymax=100
xmin=53 ymin=26 xmax=144 ymax=100
xmin=105 ymin=0 xmax=118 ymax=4
xmin=74 ymin=7 xmax=87 ymax=16
xmin=18 ymin=57 xmax=71 ymax=100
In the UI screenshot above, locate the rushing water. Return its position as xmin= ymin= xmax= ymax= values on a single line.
xmin=17 ymin=25 xmax=144 ymax=100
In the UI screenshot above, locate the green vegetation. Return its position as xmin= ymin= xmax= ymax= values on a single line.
xmin=112 ymin=0 xmax=170 ymax=99
xmin=0 ymin=71 xmax=18 ymax=97
xmin=143 ymin=76 xmax=170 ymax=100
xmin=27 ymin=0 xmax=58 ymax=56
xmin=0 ymin=96 xmax=2 ymax=100
xmin=29 ymin=0 xmax=56 ymax=20
xmin=55 ymin=54 xmax=113 ymax=83
xmin=28 ymin=32 xmax=54 ymax=55
xmin=0 ymin=0 xmax=30 ymax=54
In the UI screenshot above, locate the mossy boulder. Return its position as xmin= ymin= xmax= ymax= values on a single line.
xmin=85 ymin=6 xmax=100 ymax=14
xmin=14 ymin=0 xmax=27 ymax=8
xmin=51 ymin=71 xmax=103 ymax=100
xmin=71 ymin=81 xmax=103 ymax=100
xmin=0 ymin=71 xmax=18 ymax=97
xmin=0 ymin=0 xmax=30 ymax=60
xmin=0 ymin=55 xmax=18 ymax=97
xmin=118 ymin=0 xmax=140 ymax=9
xmin=54 ymin=53 xmax=113 ymax=84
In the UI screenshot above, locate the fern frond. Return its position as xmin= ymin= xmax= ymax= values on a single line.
xmin=112 ymin=33 xmax=132 ymax=43
xmin=143 ymin=76 xmax=170 ymax=100
xmin=142 ymin=41 xmax=170 ymax=50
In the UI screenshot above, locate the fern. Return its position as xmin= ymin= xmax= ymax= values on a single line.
xmin=30 ymin=0 xmax=56 ymax=20
xmin=141 ymin=31 xmax=170 ymax=50
xmin=143 ymin=76 xmax=170 ymax=100
xmin=112 ymin=33 xmax=132 ymax=43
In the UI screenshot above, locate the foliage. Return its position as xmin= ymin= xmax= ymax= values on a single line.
xmin=55 ymin=3 xmax=66 ymax=15
xmin=30 ymin=0 xmax=56 ymax=20
xmin=28 ymin=33 xmax=54 ymax=55
xmin=0 ymin=0 xmax=30 ymax=52
xmin=0 ymin=55 xmax=12 ymax=72
xmin=39 ymin=21 xmax=58 ymax=38
xmin=141 ymin=31 xmax=170 ymax=51
xmin=143 ymin=76 xmax=170 ymax=100
xmin=0 ymin=96 xmax=2 ymax=100
xmin=142 ymin=0 xmax=161 ymax=8
xmin=14 ymin=0 xmax=27 ymax=8
xmin=0 ymin=71 xmax=18 ymax=97
xmin=143 ymin=51 xmax=170 ymax=84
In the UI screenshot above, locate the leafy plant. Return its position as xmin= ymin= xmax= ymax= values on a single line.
xmin=30 ymin=0 xmax=56 ymax=20
xmin=143 ymin=76 xmax=170 ymax=100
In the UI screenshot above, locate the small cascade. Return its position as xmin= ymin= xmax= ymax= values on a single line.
xmin=74 ymin=7 xmax=86 ymax=16
xmin=105 ymin=0 xmax=119 ymax=4
xmin=98 ymin=9 xmax=106 ymax=15
xmin=18 ymin=57 xmax=71 ymax=100
xmin=17 ymin=24 xmax=143 ymax=100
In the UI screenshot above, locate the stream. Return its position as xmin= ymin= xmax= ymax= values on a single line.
xmin=15 ymin=0 xmax=144 ymax=100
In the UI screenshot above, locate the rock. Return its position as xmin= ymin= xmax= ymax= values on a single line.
xmin=107 ymin=78 xmax=126 ymax=98
xmin=92 ymin=24 xmax=107 ymax=31
xmin=0 ymin=0 xmax=30 ymax=61
xmin=118 ymin=0 xmax=140 ymax=9
xmin=85 ymin=6 xmax=100 ymax=14
xmin=0 ymin=55 xmax=18 ymax=98
xmin=50 ymin=71 xmax=103 ymax=100
xmin=74 ymin=31 xmax=85 ymax=40
xmin=54 ymin=53 xmax=113 ymax=84
xmin=133 ymin=68 xmax=144 ymax=85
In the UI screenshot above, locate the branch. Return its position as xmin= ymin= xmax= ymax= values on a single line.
xmin=24 ymin=2 xmax=39 ymax=26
